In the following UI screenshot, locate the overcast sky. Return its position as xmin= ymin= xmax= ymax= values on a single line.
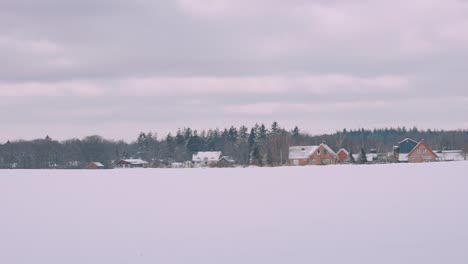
xmin=1 ymin=0 xmax=468 ymax=142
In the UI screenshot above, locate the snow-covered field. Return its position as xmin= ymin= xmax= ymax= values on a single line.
xmin=1 ymin=162 xmax=468 ymax=264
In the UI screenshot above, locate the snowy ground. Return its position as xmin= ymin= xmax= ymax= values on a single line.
xmin=1 ymin=162 xmax=468 ymax=264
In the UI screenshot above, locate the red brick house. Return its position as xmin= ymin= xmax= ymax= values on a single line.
xmin=337 ymin=149 xmax=349 ymax=164
xmin=406 ymin=140 xmax=438 ymax=163
xmin=289 ymin=143 xmax=338 ymax=166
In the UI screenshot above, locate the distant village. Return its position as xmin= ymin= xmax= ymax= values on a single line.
xmin=1 ymin=124 xmax=467 ymax=169
xmin=88 ymin=137 xmax=466 ymax=170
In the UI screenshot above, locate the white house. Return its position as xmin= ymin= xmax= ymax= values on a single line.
xmin=192 ymin=151 xmax=223 ymax=167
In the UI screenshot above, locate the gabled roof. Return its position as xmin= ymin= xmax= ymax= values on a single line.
xmin=289 ymin=146 xmax=319 ymax=160
xmin=319 ymin=143 xmax=338 ymax=158
xmin=407 ymin=141 xmax=437 ymax=157
xmin=399 ymin=138 xmax=418 ymax=144
xmin=337 ymin=148 xmax=349 ymax=155
xmin=119 ymin=159 xmax=149 ymax=165
xmin=219 ymin=156 xmax=235 ymax=163
xmin=90 ymin=162 xmax=104 ymax=167
xmin=192 ymin=151 xmax=222 ymax=161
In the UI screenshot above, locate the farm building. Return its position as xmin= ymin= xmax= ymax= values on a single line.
xmin=87 ymin=162 xmax=105 ymax=169
xmin=436 ymin=150 xmax=466 ymax=161
xmin=396 ymin=139 xmax=437 ymax=163
xmin=289 ymin=143 xmax=337 ymax=166
xmin=115 ymin=159 xmax=149 ymax=168
xmin=337 ymin=149 xmax=349 ymax=163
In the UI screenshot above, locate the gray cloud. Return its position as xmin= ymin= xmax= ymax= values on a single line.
xmin=0 ymin=0 xmax=467 ymax=141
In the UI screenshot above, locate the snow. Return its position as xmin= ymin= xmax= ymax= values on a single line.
xmin=192 ymin=151 xmax=222 ymax=161
xmin=337 ymin=148 xmax=349 ymax=155
xmin=288 ymin=146 xmax=318 ymax=159
xmin=320 ymin=143 xmax=338 ymax=157
xmin=399 ymin=153 xmax=409 ymax=162
xmin=90 ymin=162 xmax=104 ymax=167
xmin=1 ymin=162 xmax=468 ymax=264
xmin=437 ymin=150 xmax=466 ymax=161
xmin=121 ymin=159 xmax=149 ymax=165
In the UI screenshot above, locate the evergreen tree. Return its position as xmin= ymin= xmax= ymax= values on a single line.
xmin=292 ymin=126 xmax=300 ymax=137
xmin=248 ymin=128 xmax=257 ymax=149
xmin=359 ymin=148 xmax=368 ymax=164
xmin=257 ymin=124 xmax=268 ymax=141
xmin=175 ymin=129 xmax=185 ymax=145
xmin=270 ymin=121 xmax=280 ymax=135
xmin=228 ymin=126 xmax=238 ymax=142
xmin=186 ymin=130 xmax=202 ymax=153
xmin=239 ymin=126 xmax=249 ymax=141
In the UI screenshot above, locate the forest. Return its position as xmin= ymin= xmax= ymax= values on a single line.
xmin=1 ymin=122 xmax=467 ymax=169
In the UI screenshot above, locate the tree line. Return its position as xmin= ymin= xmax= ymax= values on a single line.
xmin=1 ymin=123 xmax=467 ymax=169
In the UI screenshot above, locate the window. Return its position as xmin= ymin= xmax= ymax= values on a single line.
xmin=317 ymin=150 xmax=321 ymax=155
xmin=323 ymin=149 xmax=328 ymax=155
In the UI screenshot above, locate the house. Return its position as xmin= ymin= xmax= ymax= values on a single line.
xmin=87 ymin=162 xmax=105 ymax=169
xmin=288 ymin=146 xmax=318 ymax=166
xmin=396 ymin=138 xmax=437 ymax=163
xmin=216 ymin=156 xmax=236 ymax=167
xmin=337 ymin=149 xmax=349 ymax=163
xmin=289 ymin=143 xmax=337 ymax=166
xmin=115 ymin=159 xmax=149 ymax=168
xmin=436 ymin=150 xmax=466 ymax=161
xmin=192 ymin=151 xmax=222 ymax=167
xmin=395 ymin=138 xmax=419 ymax=162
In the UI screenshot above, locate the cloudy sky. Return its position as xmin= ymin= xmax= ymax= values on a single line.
xmin=1 ymin=0 xmax=468 ymax=142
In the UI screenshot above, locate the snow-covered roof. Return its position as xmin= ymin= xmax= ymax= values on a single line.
xmin=437 ymin=150 xmax=465 ymax=161
xmin=219 ymin=156 xmax=235 ymax=163
xmin=289 ymin=144 xmax=337 ymax=159
xmin=320 ymin=143 xmax=338 ymax=158
xmin=91 ymin=162 xmax=104 ymax=167
xmin=337 ymin=148 xmax=349 ymax=155
xmin=122 ymin=159 xmax=149 ymax=165
xmin=289 ymin=146 xmax=319 ymax=160
xmin=192 ymin=151 xmax=222 ymax=161
xmin=399 ymin=138 xmax=418 ymax=144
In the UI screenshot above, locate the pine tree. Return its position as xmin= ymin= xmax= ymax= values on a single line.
xmin=248 ymin=128 xmax=257 ymax=149
xmin=359 ymin=148 xmax=368 ymax=164
xmin=228 ymin=126 xmax=238 ymax=142
xmin=175 ymin=129 xmax=185 ymax=145
xmin=257 ymin=124 xmax=268 ymax=141
xmin=187 ymin=130 xmax=202 ymax=153
xmin=239 ymin=126 xmax=249 ymax=141
xmin=270 ymin=121 xmax=280 ymax=135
